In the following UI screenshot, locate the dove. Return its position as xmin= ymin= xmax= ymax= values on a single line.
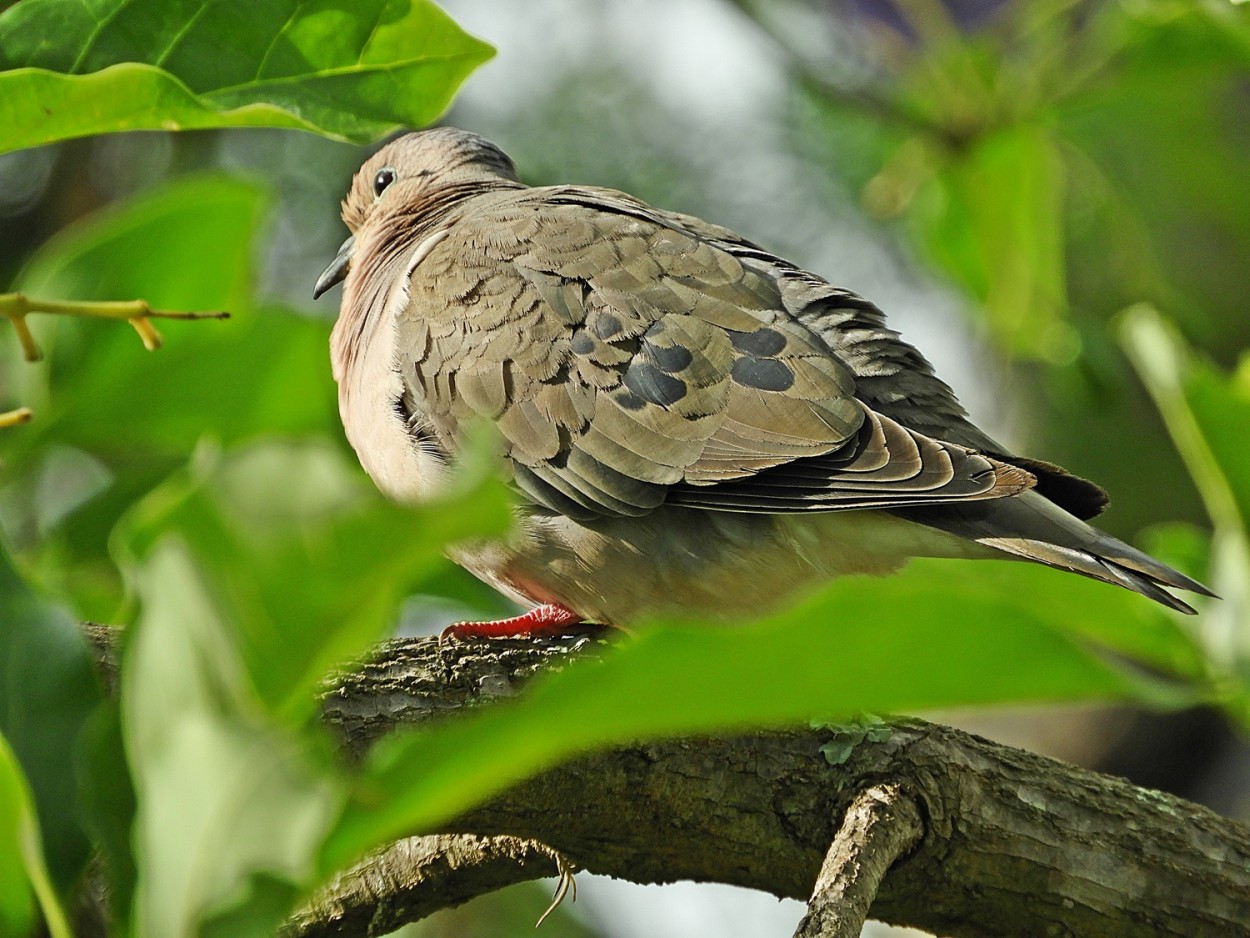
xmin=314 ymin=127 xmax=1213 ymax=639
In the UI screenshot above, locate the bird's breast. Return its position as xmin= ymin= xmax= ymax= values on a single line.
xmin=332 ymin=230 xmax=454 ymax=505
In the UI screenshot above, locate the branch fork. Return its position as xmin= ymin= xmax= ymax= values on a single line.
xmin=0 ymin=292 xmax=230 ymax=425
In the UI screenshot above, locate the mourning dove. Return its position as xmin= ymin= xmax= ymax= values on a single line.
xmin=314 ymin=128 xmax=1212 ymax=638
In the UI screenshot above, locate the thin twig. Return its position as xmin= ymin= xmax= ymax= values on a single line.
xmin=0 ymin=292 xmax=229 ymax=361
xmin=0 ymin=407 xmax=34 ymax=429
xmin=0 ymin=293 xmax=230 ymax=421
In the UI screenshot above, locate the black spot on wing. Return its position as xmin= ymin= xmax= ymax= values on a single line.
xmin=592 ymin=311 xmax=623 ymax=340
xmin=646 ymin=341 xmax=694 ymax=374
xmin=624 ymin=360 xmax=688 ymax=406
xmin=729 ymin=327 xmax=786 ymax=357
xmin=731 ymin=356 xmax=794 ymax=392
xmin=612 ymin=387 xmax=649 ymax=411
xmin=570 ymin=328 xmax=596 ymax=355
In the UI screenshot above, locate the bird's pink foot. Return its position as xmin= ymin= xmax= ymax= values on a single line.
xmin=440 ymin=602 xmax=586 ymax=642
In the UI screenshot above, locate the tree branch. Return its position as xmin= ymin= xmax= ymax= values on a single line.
xmin=288 ymin=834 xmax=571 ymax=938
xmin=312 ymin=635 xmax=1250 ymax=937
xmin=85 ymin=628 xmax=1250 ymax=937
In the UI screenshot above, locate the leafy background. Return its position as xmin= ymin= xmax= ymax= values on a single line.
xmin=1 ymin=0 xmax=1248 ymax=936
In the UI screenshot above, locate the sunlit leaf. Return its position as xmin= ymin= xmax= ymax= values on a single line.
xmin=0 ymin=735 xmax=37 ymax=938
xmin=0 ymin=733 xmax=72 ymax=938
xmin=1121 ymin=305 xmax=1250 ymax=704
xmin=912 ymin=124 xmax=1072 ymax=360
xmin=0 ymin=0 xmax=494 ymax=153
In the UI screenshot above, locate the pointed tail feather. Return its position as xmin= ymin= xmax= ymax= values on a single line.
xmin=898 ymin=491 xmax=1216 ymax=614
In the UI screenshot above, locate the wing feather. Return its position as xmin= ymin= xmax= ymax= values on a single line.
xmin=397 ymin=187 xmax=1034 ymax=518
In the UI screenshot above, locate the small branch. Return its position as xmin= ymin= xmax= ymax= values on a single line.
xmin=0 ymin=407 xmax=34 ymax=429
xmin=0 ymin=292 xmax=230 ymax=360
xmin=287 ymin=834 xmax=572 ymax=938
xmin=0 ymin=293 xmax=230 ymax=422
xmin=793 ymin=782 xmax=925 ymax=938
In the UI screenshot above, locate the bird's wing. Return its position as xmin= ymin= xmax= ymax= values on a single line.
xmin=398 ymin=187 xmax=1034 ymax=520
xmin=646 ymin=205 xmax=1110 ymax=520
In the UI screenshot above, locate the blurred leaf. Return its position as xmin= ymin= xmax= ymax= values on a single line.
xmin=121 ymin=427 xmax=512 ymax=934
xmin=0 ymin=733 xmax=71 ymax=938
xmin=413 ymin=880 xmax=607 ymax=938
xmin=913 ymin=123 xmax=1071 ymax=360
xmin=17 ymin=172 xmax=262 ymax=306
xmin=0 ymin=542 xmax=102 ymax=895
xmin=118 ymin=435 xmax=513 ymax=723
xmin=123 ymin=538 xmax=344 ymax=938
xmin=1120 ymin=307 xmax=1246 ymax=552
xmin=78 ymin=702 xmax=138 ymax=935
xmin=1120 ymin=305 xmax=1250 ymax=716
xmin=0 ymin=0 xmax=493 ymax=154
xmin=322 ymin=558 xmax=1177 ymax=868
xmin=1049 ymin=2 xmax=1250 ymax=350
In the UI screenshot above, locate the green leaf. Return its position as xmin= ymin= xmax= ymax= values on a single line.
xmin=123 ymin=538 xmax=344 ymax=938
xmin=78 ymin=702 xmax=138 ymax=935
xmin=0 ymin=0 xmax=494 ymax=154
xmin=0 ymin=733 xmax=71 ymax=938
xmin=322 ymin=558 xmax=1165 ymax=869
xmin=0 ymin=735 xmax=37 ymax=938
xmin=118 ymin=435 xmax=513 ymax=723
xmin=0 ymin=542 xmax=102 ymax=895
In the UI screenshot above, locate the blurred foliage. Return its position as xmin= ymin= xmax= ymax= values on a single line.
xmin=0 ymin=0 xmax=1247 ymax=936
xmin=0 ymin=0 xmax=493 ymax=153
xmin=779 ymin=0 xmax=1250 ymax=536
xmin=1122 ymin=305 xmax=1250 ymax=721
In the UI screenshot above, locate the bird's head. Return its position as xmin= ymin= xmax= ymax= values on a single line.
xmin=314 ymin=128 xmax=519 ymax=299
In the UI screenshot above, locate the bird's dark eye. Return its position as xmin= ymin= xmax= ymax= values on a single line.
xmin=373 ymin=167 xmax=396 ymax=197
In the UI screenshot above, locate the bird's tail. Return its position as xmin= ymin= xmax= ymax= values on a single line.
xmin=898 ymin=491 xmax=1216 ymax=614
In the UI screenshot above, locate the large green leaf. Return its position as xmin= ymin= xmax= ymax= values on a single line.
xmin=12 ymin=185 xmax=339 ymax=454
xmin=0 ymin=542 xmax=102 ymax=896
xmin=119 ymin=432 xmax=512 ymax=932
xmin=0 ymin=0 xmax=494 ymax=154
xmin=322 ymin=556 xmax=1194 ymax=869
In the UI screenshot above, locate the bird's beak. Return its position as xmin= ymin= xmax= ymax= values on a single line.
xmin=313 ymin=235 xmax=355 ymax=299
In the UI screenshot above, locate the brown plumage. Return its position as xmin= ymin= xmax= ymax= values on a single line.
xmin=315 ymin=127 xmax=1213 ymax=632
